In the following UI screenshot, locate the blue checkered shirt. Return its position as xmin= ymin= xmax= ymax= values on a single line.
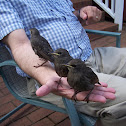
xmin=0 ymin=0 xmax=92 ymax=77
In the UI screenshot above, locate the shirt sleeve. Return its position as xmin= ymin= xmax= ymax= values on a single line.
xmin=0 ymin=0 xmax=24 ymax=40
xmin=67 ymin=0 xmax=75 ymax=12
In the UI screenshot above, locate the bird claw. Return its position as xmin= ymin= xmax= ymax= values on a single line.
xmin=33 ymin=61 xmax=47 ymax=68
xmin=83 ymin=89 xmax=93 ymax=103
xmin=83 ymin=95 xmax=90 ymax=103
xmin=34 ymin=64 xmax=41 ymax=68
xmin=71 ymin=90 xmax=80 ymax=102
xmin=71 ymin=95 xmax=77 ymax=102
xmin=73 ymin=97 xmax=78 ymax=102
xmin=34 ymin=64 xmax=42 ymax=68
xmin=57 ymin=77 xmax=63 ymax=90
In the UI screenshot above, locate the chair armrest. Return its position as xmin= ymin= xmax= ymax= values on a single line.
xmin=85 ymin=29 xmax=121 ymax=48
xmin=62 ymin=98 xmax=82 ymax=126
xmin=0 ymin=60 xmax=18 ymax=67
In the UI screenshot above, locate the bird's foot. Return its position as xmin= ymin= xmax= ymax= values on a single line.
xmin=57 ymin=77 xmax=63 ymax=90
xmin=83 ymin=89 xmax=93 ymax=103
xmin=71 ymin=95 xmax=77 ymax=102
xmin=34 ymin=61 xmax=47 ymax=68
xmin=71 ymin=90 xmax=80 ymax=102
xmin=83 ymin=95 xmax=90 ymax=103
xmin=34 ymin=64 xmax=43 ymax=68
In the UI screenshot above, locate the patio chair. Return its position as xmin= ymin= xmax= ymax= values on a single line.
xmin=0 ymin=29 xmax=121 ymax=126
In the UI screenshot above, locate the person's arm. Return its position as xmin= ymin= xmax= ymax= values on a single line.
xmin=2 ymin=29 xmax=59 ymax=85
xmin=73 ymin=6 xmax=102 ymax=25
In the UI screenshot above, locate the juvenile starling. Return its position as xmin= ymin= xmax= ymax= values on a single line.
xmin=51 ymin=48 xmax=73 ymax=77
xmin=50 ymin=48 xmax=73 ymax=86
xmin=30 ymin=28 xmax=54 ymax=67
xmin=64 ymin=59 xmax=101 ymax=103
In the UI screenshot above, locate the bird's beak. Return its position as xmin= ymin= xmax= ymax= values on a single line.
xmin=49 ymin=52 xmax=60 ymax=56
xmin=62 ymin=64 xmax=73 ymax=68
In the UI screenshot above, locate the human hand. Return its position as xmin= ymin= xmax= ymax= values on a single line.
xmin=79 ymin=6 xmax=102 ymax=25
xmin=36 ymin=77 xmax=116 ymax=103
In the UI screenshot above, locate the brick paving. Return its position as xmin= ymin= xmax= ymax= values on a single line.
xmin=0 ymin=23 xmax=126 ymax=126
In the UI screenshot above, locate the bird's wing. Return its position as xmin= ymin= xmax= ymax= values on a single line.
xmin=68 ymin=72 xmax=81 ymax=88
xmin=83 ymin=67 xmax=96 ymax=79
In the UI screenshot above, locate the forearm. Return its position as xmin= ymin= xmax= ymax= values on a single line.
xmin=2 ymin=29 xmax=58 ymax=85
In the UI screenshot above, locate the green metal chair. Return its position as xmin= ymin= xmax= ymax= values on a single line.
xmin=0 ymin=29 xmax=121 ymax=126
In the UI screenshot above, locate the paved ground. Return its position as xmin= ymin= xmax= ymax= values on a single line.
xmin=0 ymin=23 xmax=126 ymax=126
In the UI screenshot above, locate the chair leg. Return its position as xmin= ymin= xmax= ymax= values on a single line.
xmin=0 ymin=103 xmax=27 ymax=123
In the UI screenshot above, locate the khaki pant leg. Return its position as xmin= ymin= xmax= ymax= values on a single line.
xmin=85 ymin=47 xmax=126 ymax=77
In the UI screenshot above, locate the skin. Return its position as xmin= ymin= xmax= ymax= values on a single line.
xmin=2 ymin=6 xmax=116 ymax=103
xmin=73 ymin=6 xmax=102 ymax=25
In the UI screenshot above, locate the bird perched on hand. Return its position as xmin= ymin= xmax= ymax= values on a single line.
xmin=30 ymin=28 xmax=54 ymax=67
xmin=50 ymin=48 xmax=73 ymax=86
xmin=64 ymin=59 xmax=101 ymax=103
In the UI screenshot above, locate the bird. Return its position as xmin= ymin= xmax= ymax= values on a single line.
xmin=30 ymin=28 xmax=54 ymax=67
xmin=50 ymin=48 xmax=73 ymax=87
xmin=64 ymin=59 xmax=101 ymax=103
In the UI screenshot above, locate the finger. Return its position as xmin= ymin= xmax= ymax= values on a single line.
xmin=92 ymin=89 xmax=116 ymax=99
xmin=74 ymin=91 xmax=106 ymax=103
xmin=93 ymin=7 xmax=99 ymax=22
xmin=88 ymin=94 xmax=107 ymax=103
xmin=95 ymin=8 xmax=102 ymax=21
xmin=80 ymin=12 xmax=88 ymax=20
xmin=97 ymin=8 xmax=102 ymax=21
xmin=77 ymin=91 xmax=115 ymax=103
xmin=36 ymin=84 xmax=52 ymax=96
xmin=36 ymin=79 xmax=57 ymax=96
xmin=95 ymin=82 xmax=108 ymax=87
xmin=94 ymin=86 xmax=116 ymax=93
xmin=95 ymin=82 xmax=116 ymax=93
xmin=74 ymin=86 xmax=116 ymax=102
xmin=88 ymin=91 xmax=116 ymax=103
xmin=85 ymin=9 xmax=94 ymax=25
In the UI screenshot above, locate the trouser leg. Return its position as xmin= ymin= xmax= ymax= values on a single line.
xmin=85 ymin=47 xmax=126 ymax=77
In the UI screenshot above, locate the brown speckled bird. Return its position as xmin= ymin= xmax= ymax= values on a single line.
xmin=64 ymin=59 xmax=101 ymax=103
xmin=30 ymin=28 xmax=54 ymax=67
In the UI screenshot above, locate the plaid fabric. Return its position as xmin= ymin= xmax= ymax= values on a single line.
xmin=0 ymin=0 xmax=92 ymax=77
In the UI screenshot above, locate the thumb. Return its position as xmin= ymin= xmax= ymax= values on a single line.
xmin=36 ymin=76 xmax=60 ymax=96
xmin=81 ymin=12 xmax=88 ymax=20
xmin=36 ymin=80 xmax=56 ymax=96
xmin=36 ymin=84 xmax=52 ymax=96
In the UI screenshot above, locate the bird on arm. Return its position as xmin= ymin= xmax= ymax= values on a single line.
xmin=64 ymin=59 xmax=101 ymax=103
xmin=30 ymin=28 xmax=54 ymax=68
xmin=50 ymin=48 xmax=73 ymax=87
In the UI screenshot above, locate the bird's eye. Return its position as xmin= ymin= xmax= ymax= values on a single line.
xmin=58 ymin=52 xmax=62 ymax=55
xmin=71 ymin=65 xmax=76 ymax=67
